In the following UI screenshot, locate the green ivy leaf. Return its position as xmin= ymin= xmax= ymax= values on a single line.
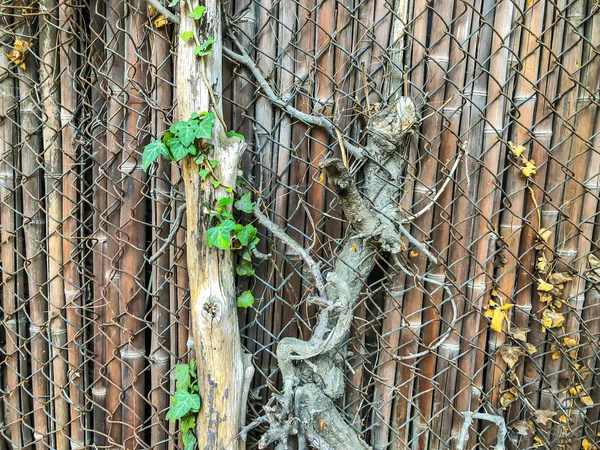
xmin=194 ymin=153 xmax=205 ymax=165
xmin=170 ymin=119 xmax=199 ymax=147
xmin=236 ymin=263 xmax=255 ymax=276
xmin=237 ymin=290 xmax=254 ymax=308
xmin=174 ymin=363 xmax=191 ymax=391
xmin=227 ymin=130 xmax=245 ymax=140
xmin=193 ymin=36 xmax=214 ymax=56
xmin=168 ymin=0 xmax=179 ymax=6
xmin=199 ymin=169 xmax=210 ymax=180
xmin=209 ymin=159 xmax=219 ymax=168
xmin=234 ymin=192 xmax=254 ymax=213
xmin=211 ymin=180 xmax=221 ymax=189
xmin=142 ymin=140 xmax=170 ymax=172
xmin=166 ymin=136 xmax=196 ymax=161
xmin=206 ymin=219 xmax=236 ymax=250
xmin=180 ymin=415 xmax=196 ymax=434
xmin=218 ymin=197 xmax=234 ymax=208
xmin=221 ymin=211 xmax=234 ymax=220
xmin=183 ymin=431 xmax=197 ymax=450
xmin=196 ymin=113 xmax=215 ymax=139
xmin=189 ymin=359 xmax=196 ymax=376
xmin=188 ymin=5 xmax=205 ymax=20
xmin=248 ymin=236 xmax=260 ymax=250
xmin=180 ymin=31 xmax=194 ymax=41
xmin=236 ymin=224 xmax=257 ymax=247
xmin=169 ymin=391 xmax=199 ymax=421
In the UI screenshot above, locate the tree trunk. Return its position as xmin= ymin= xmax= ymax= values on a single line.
xmin=176 ymin=1 xmax=253 ymax=449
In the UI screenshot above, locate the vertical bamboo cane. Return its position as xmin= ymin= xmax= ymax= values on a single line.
xmin=119 ymin=0 xmax=149 ymax=447
xmin=537 ymin=0 xmax=583 ymax=420
xmin=16 ymin=6 xmax=51 ymax=444
xmin=502 ymin=0 xmax=547 ymax=433
xmin=0 ymin=46 xmax=25 ymax=449
xmin=58 ymin=0 xmax=85 ymax=445
xmin=415 ymin=4 xmax=474 ymax=447
xmin=89 ymin=0 xmax=109 ymax=441
xmin=103 ymin=0 xmax=127 ymax=442
xmin=518 ymin=4 xmax=562 ymax=445
xmin=149 ymin=20 xmax=173 ymax=450
xmin=38 ymin=0 xmax=70 ymax=443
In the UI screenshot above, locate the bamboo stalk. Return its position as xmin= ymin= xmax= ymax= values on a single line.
xmin=58 ymin=0 xmax=86 ymax=445
xmin=536 ymin=0 xmax=584 ymax=425
xmin=392 ymin=2 xmax=428 ymax=445
xmin=149 ymin=20 xmax=173 ymax=450
xmin=0 ymin=45 xmax=24 ymax=449
xmin=517 ymin=4 xmax=563 ymax=446
xmin=119 ymin=0 xmax=149 ymax=447
xmin=16 ymin=6 xmax=51 ymax=444
xmin=551 ymin=3 xmax=599 ymax=440
xmin=103 ymin=0 xmax=126 ymax=439
xmin=89 ymin=0 xmax=109 ymax=440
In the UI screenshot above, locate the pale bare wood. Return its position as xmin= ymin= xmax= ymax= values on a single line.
xmin=177 ymin=1 xmax=252 ymax=447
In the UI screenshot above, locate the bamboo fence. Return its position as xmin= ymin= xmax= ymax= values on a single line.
xmin=0 ymin=0 xmax=599 ymax=449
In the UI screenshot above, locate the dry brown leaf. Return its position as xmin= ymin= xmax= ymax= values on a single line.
xmin=548 ymin=272 xmax=573 ymax=285
xmin=510 ymin=327 xmax=530 ymax=342
xmin=498 ymin=344 xmax=525 ymax=368
xmin=588 ymin=254 xmax=600 ymax=283
xmin=500 ymin=387 xmax=518 ymax=408
xmin=532 ymin=409 xmax=556 ymax=426
xmin=522 ymin=342 xmax=537 ymax=354
xmin=537 ymin=255 xmax=549 ymax=273
xmin=539 ymin=291 xmax=553 ymax=303
xmin=542 ymin=310 xmax=565 ymax=329
xmin=513 ymin=420 xmax=535 ymax=436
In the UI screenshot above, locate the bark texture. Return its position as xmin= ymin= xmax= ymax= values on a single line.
xmin=177 ymin=1 xmax=253 ymax=449
xmin=255 ymin=98 xmax=419 ymax=449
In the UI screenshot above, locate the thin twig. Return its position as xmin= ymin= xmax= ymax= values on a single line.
xmin=400 ymin=144 xmax=465 ymax=223
xmin=147 ymin=203 xmax=187 ymax=264
xmin=145 ymin=0 xmax=179 ymax=24
xmin=253 ymin=201 xmax=328 ymax=300
xmin=223 ymin=26 xmax=364 ymax=159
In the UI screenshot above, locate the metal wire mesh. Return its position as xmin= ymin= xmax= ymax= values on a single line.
xmin=0 ymin=0 xmax=599 ymax=448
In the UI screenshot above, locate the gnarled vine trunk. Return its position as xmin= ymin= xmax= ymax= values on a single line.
xmin=177 ymin=2 xmax=253 ymax=449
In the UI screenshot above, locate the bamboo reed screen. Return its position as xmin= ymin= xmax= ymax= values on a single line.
xmin=0 ymin=0 xmax=599 ymax=448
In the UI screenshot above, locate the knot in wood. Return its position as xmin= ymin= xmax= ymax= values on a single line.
xmin=201 ymin=296 xmax=222 ymax=322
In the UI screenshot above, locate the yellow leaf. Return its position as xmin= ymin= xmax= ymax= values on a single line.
xmin=533 ymin=436 xmax=543 ymax=445
xmin=559 ymin=414 xmax=568 ymax=423
xmin=552 ymin=351 xmax=561 ymax=360
xmin=508 ymin=141 xmax=526 ymax=158
xmin=539 ymin=291 xmax=553 ymax=303
xmin=499 ymin=302 xmax=514 ymax=311
xmin=523 ymin=342 xmax=537 ymax=354
xmin=490 ymin=308 xmax=504 ymax=332
xmin=8 ymin=39 xmax=29 ymax=70
xmin=563 ymin=337 xmax=577 ymax=349
xmin=537 ymin=255 xmax=549 ymax=272
xmin=538 ymin=228 xmax=552 ymax=243
xmin=409 ymin=251 xmax=418 ymax=257
xmin=542 ymin=310 xmax=564 ymax=329
xmin=581 ymin=395 xmax=594 ymax=407
xmin=318 ymin=172 xmax=325 ymax=183
xmin=510 ymin=327 xmax=530 ymax=341
xmin=522 ymin=160 xmax=537 ymax=177
xmin=570 ymin=385 xmax=583 ymax=396
xmin=154 ymin=15 xmax=169 ymax=28
xmin=582 ymin=438 xmax=596 ymax=450
xmin=350 ymin=243 xmax=357 ymax=252
xmin=537 ymin=279 xmax=554 ymax=292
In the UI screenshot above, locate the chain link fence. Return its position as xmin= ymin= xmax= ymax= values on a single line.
xmin=0 ymin=0 xmax=599 ymax=448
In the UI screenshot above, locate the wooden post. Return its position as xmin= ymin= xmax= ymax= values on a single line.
xmin=177 ymin=1 xmax=252 ymax=447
